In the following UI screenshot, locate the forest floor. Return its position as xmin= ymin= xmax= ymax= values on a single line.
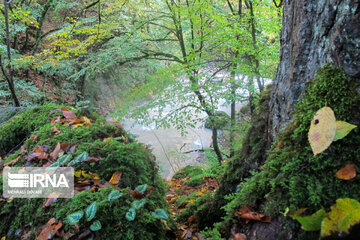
xmin=164 ymin=173 xmax=219 ymax=240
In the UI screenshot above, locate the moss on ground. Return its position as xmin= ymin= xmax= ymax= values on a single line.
xmin=0 ymin=105 xmax=174 ymax=240
xmin=0 ymin=104 xmax=63 ymax=156
xmin=217 ymin=65 xmax=360 ymax=238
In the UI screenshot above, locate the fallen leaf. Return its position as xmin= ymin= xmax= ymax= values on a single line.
xmin=234 ymin=233 xmax=247 ymax=240
xmin=62 ymin=108 xmax=76 ymax=120
xmin=321 ymin=198 xmax=360 ymax=237
xmin=308 ymin=107 xmax=336 ymax=155
xmin=30 ymin=135 xmax=38 ymax=140
xmin=109 ymin=171 xmax=122 ymax=185
xmin=26 ymin=146 xmax=48 ymax=161
xmin=195 ymin=191 xmax=204 ymax=197
xmin=51 ymin=126 xmax=62 ymax=135
xmin=292 ymin=209 xmax=327 ymax=231
xmin=50 ymin=142 xmax=62 ymax=160
xmin=37 ymin=218 xmax=62 ymax=240
xmin=4 ymin=156 xmax=21 ymax=166
xmin=334 ymin=121 xmax=357 ymax=141
xmin=43 ymin=193 xmax=61 ymax=207
xmin=60 ymin=143 xmax=70 ymax=152
xmin=234 ymin=205 xmax=271 ymax=223
xmin=287 ymin=208 xmax=308 ymax=217
xmin=69 ymin=144 xmax=77 ymax=153
xmin=336 ymin=164 xmax=357 ymax=180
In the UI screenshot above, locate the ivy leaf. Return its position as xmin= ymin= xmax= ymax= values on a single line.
xmin=131 ymin=199 xmax=146 ymax=209
xmin=57 ymin=154 xmax=72 ymax=165
xmin=336 ymin=164 xmax=357 ymax=180
xmin=126 ymin=208 xmax=136 ymax=221
xmin=308 ymin=107 xmax=336 ymax=155
xmin=108 ymin=190 xmax=123 ymax=201
xmin=152 ymin=209 xmax=168 ymax=220
xmin=67 ymin=211 xmax=83 ymax=225
xmin=321 ymin=198 xmax=360 ymax=237
xmin=75 ymin=152 xmax=88 ymax=163
xmin=90 ymin=220 xmax=102 ymax=231
xmin=292 ymin=209 xmax=327 ymax=231
xmin=333 ymin=121 xmax=357 ymax=141
xmin=135 ymin=184 xmax=147 ymax=193
xmin=86 ymin=202 xmax=97 ymax=221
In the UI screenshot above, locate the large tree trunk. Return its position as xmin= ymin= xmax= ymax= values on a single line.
xmin=269 ymin=0 xmax=360 ymax=139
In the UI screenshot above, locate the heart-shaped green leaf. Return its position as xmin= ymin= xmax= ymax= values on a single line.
xmin=86 ymin=202 xmax=97 ymax=221
xmin=67 ymin=211 xmax=83 ymax=225
xmin=126 ymin=208 xmax=136 ymax=221
xmin=108 ymin=190 xmax=123 ymax=201
xmin=135 ymin=184 xmax=147 ymax=193
xmin=90 ymin=220 xmax=102 ymax=231
xmin=152 ymin=209 xmax=168 ymax=220
xmin=131 ymin=199 xmax=146 ymax=209
xmin=57 ymin=154 xmax=72 ymax=165
xmin=75 ymin=152 xmax=88 ymax=163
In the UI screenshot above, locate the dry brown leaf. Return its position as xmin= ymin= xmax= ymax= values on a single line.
xmin=308 ymin=107 xmax=336 ymax=155
xmin=234 ymin=233 xmax=247 ymax=240
xmin=37 ymin=218 xmax=62 ymax=240
xmin=336 ymin=164 xmax=357 ymax=180
xmin=61 ymin=108 xmax=76 ymax=120
xmin=51 ymin=126 xmax=62 ymax=135
xmin=43 ymin=193 xmax=61 ymax=208
xmin=234 ymin=205 xmax=271 ymax=223
xmin=50 ymin=142 xmax=62 ymax=160
xmin=4 ymin=156 xmax=21 ymax=166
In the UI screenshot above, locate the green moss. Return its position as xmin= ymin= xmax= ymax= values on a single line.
xmin=0 ymin=105 xmax=174 ymax=239
xmin=184 ymin=175 xmax=205 ymax=187
xmin=221 ymin=65 xmax=360 ymax=238
xmin=50 ymin=187 xmax=173 ymax=240
xmin=173 ymin=165 xmax=204 ymax=180
xmin=0 ymin=104 xmax=63 ymax=156
xmin=176 ymin=192 xmax=218 ymax=230
xmin=205 ymin=111 xmax=231 ymax=130
xmin=216 ymin=86 xmax=272 ymax=206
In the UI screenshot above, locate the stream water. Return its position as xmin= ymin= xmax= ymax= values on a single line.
xmin=121 ymin=98 xmax=243 ymax=179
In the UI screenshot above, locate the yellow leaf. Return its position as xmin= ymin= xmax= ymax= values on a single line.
xmin=109 ymin=171 xmax=122 ymax=185
xmin=74 ymin=170 xmax=82 ymax=178
xmin=195 ymin=191 xmax=204 ymax=197
xmin=1 ymin=236 xmax=6 ymax=240
xmin=308 ymin=107 xmax=336 ymax=155
xmin=188 ymin=199 xmax=196 ymax=204
xmin=321 ymin=198 xmax=360 ymax=237
xmin=81 ymin=116 xmax=91 ymax=127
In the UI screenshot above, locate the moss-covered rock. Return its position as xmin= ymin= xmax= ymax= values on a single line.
xmin=0 ymin=105 xmax=175 ymax=239
xmin=0 ymin=104 xmax=63 ymax=156
xmin=220 ymin=65 xmax=360 ymax=238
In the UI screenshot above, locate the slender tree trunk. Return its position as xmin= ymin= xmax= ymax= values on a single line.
xmin=212 ymin=128 xmax=222 ymax=163
xmin=3 ymin=0 xmax=20 ymax=106
xmin=229 ymin=68 xmax=236 ymax=158
xmin=32 ymin=0 xmax=54 ymax=56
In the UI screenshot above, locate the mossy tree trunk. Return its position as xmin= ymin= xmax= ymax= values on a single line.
xmin=269 ymin=0 xmax=360 ymax=139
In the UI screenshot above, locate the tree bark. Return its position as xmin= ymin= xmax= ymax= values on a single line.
xmin=269 ymin=0 xmax=360 ymax=139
